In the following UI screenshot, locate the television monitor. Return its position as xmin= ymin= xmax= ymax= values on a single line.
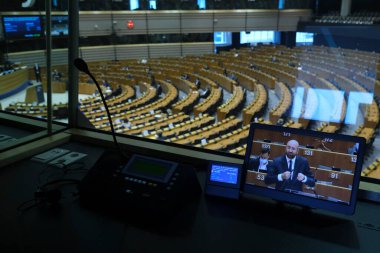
xmin=242 ymin=123 xmax=365 ymax=215
xmin=2 ymin=16 xmax=42 ymax=40
xmin=50 ymin=15 xmax=68 ymax=36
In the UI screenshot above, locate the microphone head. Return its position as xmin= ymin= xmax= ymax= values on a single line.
xmin=74 ymin=58 xmax=89 ymax=74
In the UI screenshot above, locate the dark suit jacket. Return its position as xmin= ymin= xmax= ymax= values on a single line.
xmin=264 ymin=155 xmax=315 ymax=191
xmin=248 ymin=157 xmax=272 ymax=172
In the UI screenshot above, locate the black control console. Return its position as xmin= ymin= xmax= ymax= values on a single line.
xmin=79 ymin=152 xmax=201 ymax=221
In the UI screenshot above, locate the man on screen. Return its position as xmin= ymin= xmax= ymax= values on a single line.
xmin=264 ymin=140 xmax=315 ymax=192
xmin=248 ymin=147 xmax=272 ymax=173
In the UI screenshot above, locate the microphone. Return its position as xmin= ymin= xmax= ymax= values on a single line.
xmin=74 ymin=58 xmax=124 ymax=157
xmin=74 ymin=58 xmax=90 ymax=74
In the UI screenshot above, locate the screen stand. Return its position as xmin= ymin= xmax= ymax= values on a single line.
xmin=275 ymin=201 xmax=313 ymax=214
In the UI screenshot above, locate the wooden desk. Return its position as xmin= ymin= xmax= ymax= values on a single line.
xmin=315 ymin=167 xmax=354 ymax=188
xmin=199 ymin=69 xmax=237 ymax=93
xmin=172 ymin=91 xmax=199 ymax=114
xmin=315 ymin=183 xmax=351 ymax=203
xmin=243 ymin=83 xmax=267 ymax=125
xmin=245 ymin=171 xmax=273 ymax=188
xmin=0 ymin=68 xmax=28 ymax=95
xmin=252 ymin=130 xmax=355 ymax=154
xmin=193 ymin=87 xmax=222 ymax=117
xmin=217 ymin=85 xmax=244 ymax=121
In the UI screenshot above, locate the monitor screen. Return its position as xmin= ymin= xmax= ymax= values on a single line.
xmin=242 ymin=123 xmax=365 ymax=215
xmin=2 ymin=16 xmax=42 ymax=40
xmin=210 ymin=163 xmax=239 ymax=184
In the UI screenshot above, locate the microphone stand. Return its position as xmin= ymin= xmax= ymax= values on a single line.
xmin=74 ymin=58 xmax=124 ymax=158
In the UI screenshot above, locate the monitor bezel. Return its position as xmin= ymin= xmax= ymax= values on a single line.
xmin=241 ymin=123 xmax=366 ymax=215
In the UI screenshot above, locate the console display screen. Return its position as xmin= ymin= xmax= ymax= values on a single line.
xmin=242 ymin=123 xmax=365 ymax=215
xmin=122 ymin=154 xmax=177 ymax=183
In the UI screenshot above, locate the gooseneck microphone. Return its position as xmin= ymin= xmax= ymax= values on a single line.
xmin=74 ymin=58 xmax=123 ymax=157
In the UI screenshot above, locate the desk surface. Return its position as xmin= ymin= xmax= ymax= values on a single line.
xmin=1 ymin=142 xmax=380 ymax=253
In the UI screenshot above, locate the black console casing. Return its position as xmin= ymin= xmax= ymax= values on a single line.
xmin=79 ymin=152 xmax=202 ymax=221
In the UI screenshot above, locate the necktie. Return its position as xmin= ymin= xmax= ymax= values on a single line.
xmin=289 ymin=159 xmax=293 ymax=179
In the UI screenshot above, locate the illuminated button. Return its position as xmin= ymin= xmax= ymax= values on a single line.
xmin=148 ymin=182 xmax=153 ymax=186
xmin=152 ymin=183 xmax=158 ymax=187
xmin=142 ymin=181 xmax=147 ymax=184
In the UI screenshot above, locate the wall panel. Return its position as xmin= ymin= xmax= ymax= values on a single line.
xmin=76 ymin=9 xmax=312 ymax=36
xmin=8 ymin=43 xmax=214 ymax=66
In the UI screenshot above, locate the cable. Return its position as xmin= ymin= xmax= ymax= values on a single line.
xmin=18 ymin=160 xmax=86 ymax=214
xmin=17 ymin=178 xmax=81 ymax=213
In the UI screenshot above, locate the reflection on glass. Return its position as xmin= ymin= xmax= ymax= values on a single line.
xmin=149 ymin=0 xmax=157 ymax=10
xmin=214 ymin=32 xmax=232 ymax=46
xmin=198 ymin=0 xmax=206 ymax=9
xmin=240 ymin=31 xmax=279 ymax=45
xmin=73 ymin=43 xmax=378 ymax=182
xmin=130 ymin=0 xmax=139 ymax=10
xmin=296 ymin=32 xmax=314 ymax=46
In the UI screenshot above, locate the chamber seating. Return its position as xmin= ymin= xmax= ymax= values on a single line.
xmin=217 ymin=85 xmax=245 ymax=121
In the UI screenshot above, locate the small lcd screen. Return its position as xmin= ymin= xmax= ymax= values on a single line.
xmin=210 ymin=164 xmax=239 ymax=184
xmin=122 ymin=155 xmax=177 ymax=183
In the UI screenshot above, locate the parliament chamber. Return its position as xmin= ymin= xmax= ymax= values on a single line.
xmin=1 ymin=1 xmax=380 ymax=253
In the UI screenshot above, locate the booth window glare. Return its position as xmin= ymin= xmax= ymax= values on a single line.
xmin=240 ymin=31 xmax=276 ymax=44
xmin=149 ymin=0 xmax=157 ymax=10
xmin=296 ymin=32 xmax=314 ymax=45
xmin=130 ymin=0 xmax=139 ymax=10
xmin=197 ymin=0 xmax=206 ymax=9
xmin=278 ymin=0 xmax=285 ymax=9
xmin=214 ymin=32 xmax=232 ymax=46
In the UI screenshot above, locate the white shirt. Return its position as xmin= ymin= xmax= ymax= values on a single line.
xmin=277 ymin=156 xmax=307 ymax=183
xmin=258 ymin=158 xmax=268 ymax=171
